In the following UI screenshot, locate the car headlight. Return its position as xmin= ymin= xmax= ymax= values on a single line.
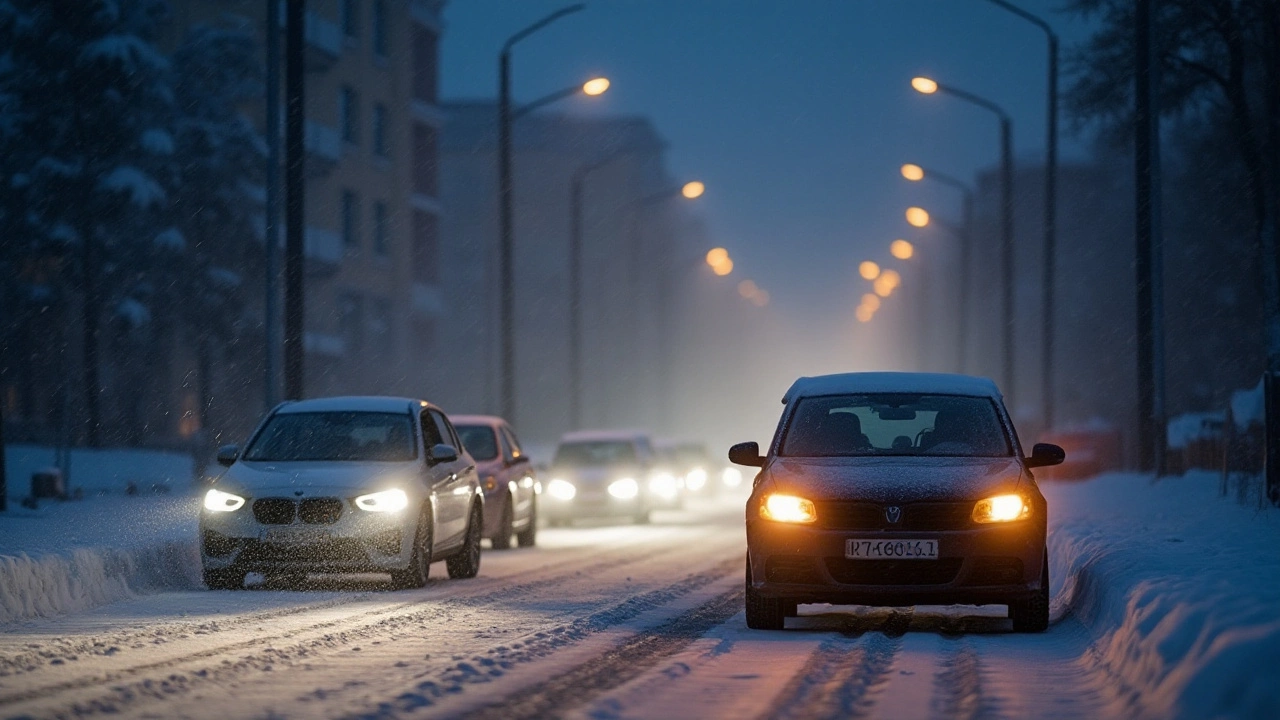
xmin=354 ymin=488 xmax=409 ymax=512
xmin=759 ymin=493 xmax=817 ymax=524
xmin=972 ymin=493 xmax=1031 ymax=523
xmin=648 ymin=472 xmax=678 ymax=499
xmin=608 ymin=477 xmax=639 ymax=499
xmin=722 ymin=467 xmax=743 ymax=487
xmin=547 ymin=478 xmax=576 ymax=500
xmin=204 ymin=488 xmax=246 ymax=512
xmin=685 ymin=468 xmax=707 ymax=491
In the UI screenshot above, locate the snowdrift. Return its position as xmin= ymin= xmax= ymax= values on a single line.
xmin=1046 ymin=472 xmax=1280 ymax=719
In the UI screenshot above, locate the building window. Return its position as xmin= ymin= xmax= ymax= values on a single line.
xmin=412 ymin=27 xmax=438 ymax=104
xmin=341 ymin=0 xmax=360 ymax=41
xmin=340 ymin=86 xmax=359 ymax=145
xmin=338 ymin=292 xmax=363 ymax=354
xmin=373 ymin=201 xmax=389 ymax=256
xmin=412 ymin=123 xmax=437 ymax=197
xmin=372 ymin=0 xmax=388 ymax=57
xmin=412 ymin=210 xmax=437 ymax=283
xmin=373 ymin=103 xmax=388 ymax=157
xmin=342 ymin=190 xmax=360 ymax=248
xmin=370 ymin=298 xmax=393 ymax=355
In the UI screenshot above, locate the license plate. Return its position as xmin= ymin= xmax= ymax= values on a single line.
xmin=263 ymin=527 xmax=332 ymax=545
xmin=845 ymin=538 xmax=938 ymax=560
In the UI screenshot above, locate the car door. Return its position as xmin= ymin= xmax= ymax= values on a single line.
xmin=501 ymin=424 xmax=535 ymax=521
xmin=427 ymin=409 xmax=473 ymax=548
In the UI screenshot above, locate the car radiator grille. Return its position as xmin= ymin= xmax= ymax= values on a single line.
xmin=824 ymin=557 xmax=963 ymax=586
xmin=253 ymin=498 xmax=297 ymax=525
xmin=817 ymin=501 xmax=974 ymax=531
xmin=253 ymin=497 xmax=345 ymax=525
xmin=240 ymin=539 xmax=368 ymax=564
xmin=299 ymin=498 xmax=344 ymax=524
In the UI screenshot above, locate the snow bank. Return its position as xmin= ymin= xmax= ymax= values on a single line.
xmin=1045 ymin=472 xmax=1280 ymax=719
xmin=4 ymin=443 xmax=195 ymax=498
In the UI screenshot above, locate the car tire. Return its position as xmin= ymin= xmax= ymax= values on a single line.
xmin=491 ymin=500 xmax=514 ymax=550
xmin=633 ymin=508 xmax=651 ymax=525
xmin=390 ymin=508 xmax=432 ymax=589
xmin=1010 ymin=550 xmax=1050 ymax=633
xmin=447 ymin=504 xmax=483 ymax=580
xmin=516 ymin=497 xmax=537 ymax=547
xmin=744 ymin=556 xmax=784 ymax=630
xmin=203 ymin=566 xmax=246 ymax=591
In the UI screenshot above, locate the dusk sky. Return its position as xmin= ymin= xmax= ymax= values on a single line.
xmin=440 ymin=0 xmax=1098 ymax=327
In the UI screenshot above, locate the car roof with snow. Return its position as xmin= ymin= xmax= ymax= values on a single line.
xmin=782 ymin=373 xmax=1001 ymax=404
xmin=450 ymin=414 xmax=507 ymax=427
xmin=275 ymin=396 xmax=427 ymax=414
xmin=558 ymin=429 xmax=651 ymax=444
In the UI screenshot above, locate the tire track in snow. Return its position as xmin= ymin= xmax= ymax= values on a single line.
xmin=930 ymin=638 xmax=992 ymax=720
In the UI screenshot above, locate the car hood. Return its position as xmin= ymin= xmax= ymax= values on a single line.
xmin=761 ymin=456 xmax=1025 ymax=503
xmin=218 ymin=460 xmax=419 ymax=497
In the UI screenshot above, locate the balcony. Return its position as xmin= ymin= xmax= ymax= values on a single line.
xmin=277 ymin=2 xmax=342 ymax=72
xmin=304 ymin=120 xmax=341 ymax=176
xmin=305 ymin=226 xmax=342 ymax=276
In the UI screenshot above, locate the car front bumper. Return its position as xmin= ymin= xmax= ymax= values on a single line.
xmin=542 ymin=489 xmax=649 ymax=521
xmin=746 ymin=519 xmax=1045 ymax=606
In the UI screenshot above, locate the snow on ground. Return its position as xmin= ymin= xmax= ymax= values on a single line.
xmin=4 ymin=443 xmax=196 ymax=497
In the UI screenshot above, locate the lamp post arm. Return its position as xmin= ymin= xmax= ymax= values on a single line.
xmin=919 ymin=166 xmax=972 ymax=200
xmin=502 ymin=4 xmax=585 ymax=54
xmin=936 ymin=83 xmax=1011 ymax=124
xmin=512 ymin=84 xmax=582 ymax=121
xmin=982 ymin=0 xmax=1055 ymax=40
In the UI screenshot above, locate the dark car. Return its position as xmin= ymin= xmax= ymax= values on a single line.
xmin=732 ymin=372 xmax=1064 ymax=632
xmin=453 ymin=415 xmax=538 ymax=549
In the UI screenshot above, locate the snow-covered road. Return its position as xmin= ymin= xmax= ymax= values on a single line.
xmin=1 ymin=476 xmax=1276 ymax=719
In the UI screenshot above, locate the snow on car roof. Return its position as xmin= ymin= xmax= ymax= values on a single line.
xmin=559 ymin=429 xmax=651 ymax=444
xmin=783 ymin=372 xmax=1001 ymax=404
xmin=276 ymin=396 xmax=424 ymax=414
xmin=450 ymin=414 xmax=506 ymax=427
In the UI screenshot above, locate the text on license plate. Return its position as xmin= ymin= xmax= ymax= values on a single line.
xmin=845 ymin=539 xmax=938 ymax=559
xmin=263 ymin=527 xmax=331 ymax=544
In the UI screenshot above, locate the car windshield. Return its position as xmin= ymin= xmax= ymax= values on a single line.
xmin=554 ymin=440 xmax=637 ymax=467
xmin=675 ymin=445 xmax=710 ymax=466
xmin=244 ymin=411 xmax=417 ymax=462
xmin=779 ymin=394 xmax=1012 ymax=458
xmin=456 ymin=425 xmax=499 ymax=461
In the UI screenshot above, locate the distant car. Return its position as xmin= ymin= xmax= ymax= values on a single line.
xmin=734 ymin=373 xmax=1064 ymax=632
xmin=200 ymin=396 xmax=484 ymax=590
xmin=543 ymin=430 xmax=662 ymax=525
xmin=670 ymin=442 xmax=718 ymax=496
xmin=650 ymin=443 xmax=687 ymax=510
xmin=452 ymin=415 xmax=538 ymax=549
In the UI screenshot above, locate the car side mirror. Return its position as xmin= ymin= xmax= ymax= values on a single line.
xmin=1025 ymin=442 xmax=1066 ymax=468
xmin=216 ymin=444 xmax=239 ymax=467
xmin=728 ymin=441 xmax=765 ymax=467
xmin=431 ymin=443 xmax=459 ymax=463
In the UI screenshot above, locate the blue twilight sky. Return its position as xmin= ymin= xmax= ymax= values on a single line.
xmin=439 ymin=0 xmax=1097 ymax=325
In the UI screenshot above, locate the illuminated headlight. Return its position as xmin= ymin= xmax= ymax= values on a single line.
xmin=759 ymin=494 xmax=817 ymax=524
xmin=685 ymin=468 xmax=708 ymax=491
xmin=354 ymin=488 xmax=409 ymax=512
xmin=608 ymin=477 xmax=639 ymax=499
xmin=649 ymin=472 xmax=679 ymax=499
xmin=722 ymin=467 xmax=743 ymax=488
xmin=547 ymin=478 xmax=576 ymax=500
xmin=203 ymin=488 xmax=246 ymax=512
xmin=972 ymin=493 xmax=1031 ymax=523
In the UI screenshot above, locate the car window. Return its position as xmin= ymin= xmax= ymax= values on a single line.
xmin=779 ymin=394 xmax=1012 ymax=458
xmin=502 ymin=426 xmax=524 ymax=460
xmin=244 ymin=411 xmax=417 ymax=462
xmin=455 ymin=425 xmax=499 ymax=461
xmin=428 ymin=410 xmax=458 ymax=452
xmin=554 ymin=440 xmax=638 ymax=466
xmin=421 ymin=410 xmax=442 ymax=448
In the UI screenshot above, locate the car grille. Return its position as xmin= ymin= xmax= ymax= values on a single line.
xmin=299 ymin=498 xmax=343 ymax=524
xmin=964 ymin=557 xmax=1024 ymax=586
xmin=817 ymin=501 xmax=974 ymax=531
xmin=240 ymin=538 xmax=369 ymax=564
xmin=765 ymin=556 xmax=822 ymax=584
xmin=253 ymin=497 xmax=345 ymax=525
xmin=824 ymin=557 xmax=963 ymax=585
xmin=253 ymin=498 xmax=297 ymax=525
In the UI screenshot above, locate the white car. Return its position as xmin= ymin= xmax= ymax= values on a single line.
xmin=543 ymin=430 xmax=673 ymax=525
xmin=200 ymin=396 xmax=483 ymax=589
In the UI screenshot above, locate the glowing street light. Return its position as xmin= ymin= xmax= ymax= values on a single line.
xmin=874 ymin=275 xmax=895 ymax=298
xmin=911 ymin=76 xmax=939 ymax=94
xmin=906 ymin=206 xmax=930 ymax=228
xmin=881 ymin=269 xmax=901 ymax=289
xmin=681 ymin=181 xmax=705 ymax=199
xmin=861 ymin=293 xmax=881 ymax=312
xmin=891 ymin=239 xmax=914 ymax=260
xmin=738 ymin=279 xmax=758 ymax=298
xmin=859 ymin=260 xmax=881 ymax=281
xmin=582 ymin=77 xmax=610 ymax=96
xmin=706 ymin=247 xmax=728 ymax=267
xmin=900 ymin=163 xmax=925 ymax=181
xmin=856 ymin=304 xmax=875 ymax=323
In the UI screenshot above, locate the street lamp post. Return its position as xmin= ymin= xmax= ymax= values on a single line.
xmin=498 ymin=3 xmax=585 ymax=423
xmin=984 ymin=0 xmax=1060 ymax=433
xmin=913 ymin=78 xmax=1015 ymax=401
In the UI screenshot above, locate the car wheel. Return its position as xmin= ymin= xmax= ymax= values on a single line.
xmin=744 ymin=556 xmax=784 ymax=630
xmin=447 ymin=504 xmax=483 ymax=579
xmin=491 ymin=499 xmax=514 ymax=550
xmin=203 ymin=566 xmax=246 ymax=591
xmin=390 ymin=508 xmax=432 ymax=589
xmin=1010 ymin=550 xmax=1050 ymax=632
xmin=633 ymin=508 xmax=651 ymax=525
xmin=516 ymin=497 xmax=537 ymax=547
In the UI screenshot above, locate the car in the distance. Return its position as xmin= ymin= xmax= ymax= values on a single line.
xmin=543 ymin=430 xmax=660 ymax=525
xmin=733 ymin=372 xmax=1064 ymax=632
xmin=201 ymin=396 xmax=483 ymax=590
xmin=452 ymin=415 xmax=538 ymax=549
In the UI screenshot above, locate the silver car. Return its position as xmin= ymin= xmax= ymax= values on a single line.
xmin=200 ymin=396 xmax=483 ymax=589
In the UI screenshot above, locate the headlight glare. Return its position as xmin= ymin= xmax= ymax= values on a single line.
xmin=204 ymin=488 xmax=245 ymax=512
xmin=608 ymin=477 xmax=639 ymax=499
xmin=648 ymin=472 xmax=678 ymax=499
xmin=759 ymin=494 xmax=817 ymax=524
xmin=722 ymin=467 xmax=743 ymax=487
xmin=686 ymin=468 xmax=708 ymax=491
xmin=547 ymin=478 xmax=576 ymax=500
xmin=354 ymin=488 xmax=409 ymax=512
xmin=972 ymin=493 xmax=1031 ymax=523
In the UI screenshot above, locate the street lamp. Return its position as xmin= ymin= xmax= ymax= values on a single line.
xmin=983 ymin=0 xmax=1060 ymax=433
xmin=890 ymin=239 xmax=914 ymax=260
xmin=498 ymin=3 xmax=590 ymax=423
xmin=902 ymin=163 xmax=976 ymax=372
xmin=905 ymin=206 xmax=930 ymax=228
xmin=859 ymin=260 xmax=881 ymax=281
xmin=912 ymin=76 xmax=1015 ymax=400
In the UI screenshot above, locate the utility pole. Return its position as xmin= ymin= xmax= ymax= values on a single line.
xmin=498 ymin=51 xmax=514 ymax=421
xmin=283 ymin=0 xmax=306 ymax=401
xmin=0 ymin=392 xmax=7 ymax=512
xmin=1000 ymin=116 xmax=1015 ymax=403
xmin=1135 ymin=0 xmax=1167 ymax=474
xmin=264 ymin=0 xmax=281 ymax=410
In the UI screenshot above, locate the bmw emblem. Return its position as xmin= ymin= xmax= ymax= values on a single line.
xmin=885 ymin=506 xmax=902 ymax=523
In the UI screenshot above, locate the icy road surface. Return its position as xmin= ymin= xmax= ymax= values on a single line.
xmin=0 ymin=481 xmax=1272 ymax=720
